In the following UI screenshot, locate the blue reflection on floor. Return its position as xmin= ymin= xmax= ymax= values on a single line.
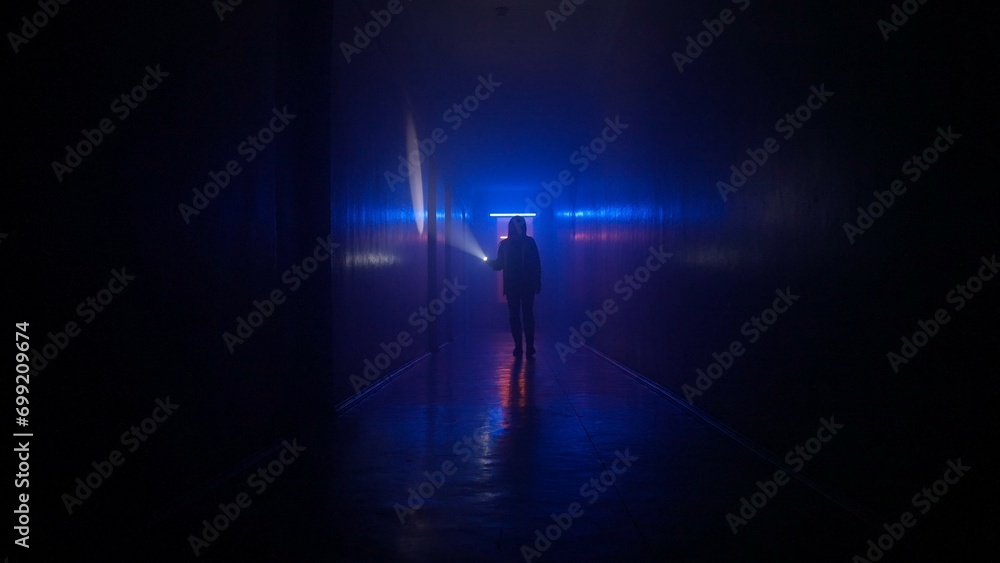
xmin=328 ymin=331 xmax=869 ymax=562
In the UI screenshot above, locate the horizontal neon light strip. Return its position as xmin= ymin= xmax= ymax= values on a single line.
xmin=489 ymin=213 xmax=536 ymax=217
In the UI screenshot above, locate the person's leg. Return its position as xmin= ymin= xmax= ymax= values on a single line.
xmin=507 ymin=292 xmax=523 ymax=354
xmin=522 ymin=291 xmax=535 ymax=356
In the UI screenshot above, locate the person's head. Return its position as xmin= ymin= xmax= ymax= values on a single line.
xmin=508 ymin=216 xmax=527 ymax=240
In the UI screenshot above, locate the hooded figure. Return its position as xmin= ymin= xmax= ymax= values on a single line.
xmin=487 ymin=215 xmax=541 ymax=356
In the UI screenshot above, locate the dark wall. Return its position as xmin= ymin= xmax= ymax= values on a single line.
xmin=9 ymin=1 xmax=334 ymax=557
xmin=329 ymin=36 xmax=463 ymax=404
xmin=540 ymin=0 xmax=998 ymax=527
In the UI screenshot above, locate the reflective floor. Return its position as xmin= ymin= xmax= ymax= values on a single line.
xmin=36 ymin=330 xmax=986 ymax=562
xmin=326 ymin=332 xmax=873 ymax=562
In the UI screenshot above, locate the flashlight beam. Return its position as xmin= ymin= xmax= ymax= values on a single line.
xmin=443 ymin=217 xmax=486 ymax=261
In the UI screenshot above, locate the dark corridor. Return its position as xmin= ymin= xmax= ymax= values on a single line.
xmin=6 ymin=0 xmax=999 ymax=561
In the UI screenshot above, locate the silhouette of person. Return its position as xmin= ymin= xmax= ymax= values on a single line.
xmin=486 ymin=216 xmax=541 ymax=357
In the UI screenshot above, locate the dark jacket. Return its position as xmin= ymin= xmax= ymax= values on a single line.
xmin=491 ymin=236 xmax=541 ymax=295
